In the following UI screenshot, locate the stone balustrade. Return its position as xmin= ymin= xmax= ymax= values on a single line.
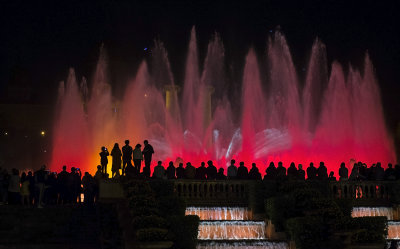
xmin=174 ymin=180 xmax=251 ymax=206
xmin=330 ymin=180 xmax=394 ymax=206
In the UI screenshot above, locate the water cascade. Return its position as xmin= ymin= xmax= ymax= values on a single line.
xmin=187 ymin=207 xmax=288 ymax=249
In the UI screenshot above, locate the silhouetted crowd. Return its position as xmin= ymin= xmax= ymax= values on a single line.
xmin=0 ymin=138 xmax=398 ymax=206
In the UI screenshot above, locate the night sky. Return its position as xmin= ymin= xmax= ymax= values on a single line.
xmin=1 ymin=0 xmax=399 ymax=128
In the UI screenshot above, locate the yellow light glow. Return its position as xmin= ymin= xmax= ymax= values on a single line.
xmin=41 ymin=131 xmax=45 ymax=136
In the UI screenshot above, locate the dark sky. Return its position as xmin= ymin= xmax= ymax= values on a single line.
xmin=1 ymin=0 xmax=399 ymax=127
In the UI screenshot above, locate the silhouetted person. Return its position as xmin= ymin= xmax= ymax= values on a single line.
xmin=68 ymin=167 xmax=81 ymax=203
xmin=216 ymin=168 xmax=227 ymax=180
xmin=133 ymin=144 xmax=143 ymax=174
xmin=227 ymin=160 xmax=238 ymax=180
xmin=20 ymin=172 xmax=30 ymax=205
xmin=287 ymin=162 xmax=298 ymax=180
xmin=237 ymin=162 xmax=249 ymax=180
xmin=385 ymin=163 xmax=396 ymax=180
xmin=306 ymin=163 xmax=317 ymax=180
xmin=27 ymin=171 xmax=34 ymax=205
xmin=297 ymin=164 xmax=305 ymax=180
xmin=206 ymin=160 xmax=217 ymax=180
xmin=249 ymin=163 xmax=262 ymax=180
xmin=166 ymin=161 xmax=176 ymax=179
xmin=82 ymin=172 xmax=95 ymax=205
xmin=111 ymin=143 xmax=122 ymax=178
xmin=142 ymin=140 xmax=154 ymax=177
xmin=349 ymin=163 xmax=360 ymax=180
xmin=328 ymin=171 xmax=336 ymax=181
xmin=58 ymin=165 xmax=69 ymax=204
xmin=122 ymin=140 xmax=133 ymax=175
xmin=265 ymin=162 xmax=277 ymax=180
xmin=99 ymin=146 xmax=109 ymax=175
xmin=195 ymin=162 xmax=207 ymax=180
xmin=317 ymin=162 xmax=328 ymax=180
xmin=276 ymin=162 xmax=286 ymax=180
xmin=93 ymin=165 xmax=102 ymax=201
xmin=339 ymin=162 xmax=348 ymax=180
xmin=153 ymin=161 xmax=165 ymax=179
xmin=35 ymin=165 xmax=48 ymax=207
xmin=8 ymin=168 xmax=20 ymax=205
xmin=176 ymin=163 xmax=185 ymax=179
xmin=184 ymin=162 xmax=196 ymax=179
xmin=375 ymin=162 xmax=385 ymax=180
xmin=367 ymin=163 xmax=376 ymax=180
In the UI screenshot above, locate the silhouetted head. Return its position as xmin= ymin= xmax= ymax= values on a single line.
xmin=207 ymin=160 xmax=213 ymax=166
xmin=186 ymin=162 xmax=192 ymax=167
xmin=388 ymin=163 xmax=393 ymax=168
xmin=63 ymin=165 xmax=67 ymax=171
xmin=169 ymin=161 xmax=174 ymax=167
xmin=85 ymin=172 xmax=90 ymax=177
xmin=41 ymin=165 xmax=46 ymax=170
xmin=278 ymin=162 xmax=283 ymax=167
xmin=298 ymin=164 xmax=303 ymax=170
xmin=218 ymin=168 xmax=224 ymax=173
xmin=340 ymin=162 xmax=345 ymax=168
xmin=377 ymin=162 xmax=382 ymax=168
xmin=114 ymin=143 xmax=119 ymax=149
xmin=320 ymin=162 xmax=325 ymax=167
xmin=201 ymin=162 xmax=205 ymax=167
xmin=231 ymin=159 xmax=235 ymax=165
xmin=290 ymin=162 xmax=295 ymax=168
xmin=310 ymin=162 xmax=314 ymax=167
xmin=240 ymin=162 xmax=244 ymax=167
xmin=269 ymin=162 xmax=275 ymax=167
xmin=136 ymin=144 xmax=141 ymax=148
xmin=252 ymin=163 xmax=256 ymax=168
xmin=21 ymin=172 xmax=26 ymax=180
xmin=71 ymin=167 xmax=76 ymax=172
xmin=101 ymin=146 xmax=106 ymax=151
xmin=125 ymin=140 xmax=129 ymax=145
xmin=329 ymin=171 xmax=334 ymax=177
xmin=97 ymin=165 xmax=101 ymax=170
xmin=157 ymin=161 xmax=162 ymax=166
xmin=144 ymin=140 xmax=148 ymax=145
xmin=179 ymin=163 xmax=183 ymax=168
xmin=28 ymin=171 xmax=32 ymax=176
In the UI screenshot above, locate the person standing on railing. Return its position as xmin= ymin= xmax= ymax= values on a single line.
xmin=206 ymin=161 xmax=217 ymax=180
xmin=166 ymin=161 xmax=176 ymax=179
xmin=264 ymin=162 xmax=277 ymax=180
xmin=297 ymin=164 xmax=305 ymax=180
xmin=195 ymin=162 xmax=207 ymax=180
xmin=237 ymin=162 xmax=249 ymax=180
xmin=99 ymin=146 xmax=109 ymax=175
xmin=248 ymin=163 xmax=261 ymax=180
xmin=133 ymin=144 xmax=143 ymax=174
xmin=111 ymin=143 xmax=122 ymax=178
xmin=153 ymin=161 xmax=166 ymax=179
xmin=227 ymin=159 xmax=238 ymax=180
xmin=184 ymin=162 xmax=196 ymax=179
xmin=287 ymin=162 xmax=298 ymax=180
xmin=317 ymin=162 xmax=328 ymax=180
xmin=306 ymin=162 xmax=317 ymax=180
xmin=176 ymin=163 xmax=185 ymax=179
xmin=122 ymin=140 xmax=133 ymax=176
xmin=142 ymin=140 xmax=154 ymax=178
xmin=338 ymin=162 xmax=348 ymax=180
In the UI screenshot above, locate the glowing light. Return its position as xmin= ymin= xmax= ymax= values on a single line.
xmin=41 ymin=131 xmax=45 ymax=136
xmin=4 ymin=132 xmax=7 ymax=136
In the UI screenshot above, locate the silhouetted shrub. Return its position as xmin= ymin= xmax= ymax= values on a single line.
xmin=167 ymin=215 xmax=200 ymax=249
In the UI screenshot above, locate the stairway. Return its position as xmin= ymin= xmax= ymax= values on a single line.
xmin=186 ymin=207 xmax=288 ymax=249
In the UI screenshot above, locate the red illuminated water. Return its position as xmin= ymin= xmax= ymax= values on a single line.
xmin=51 ymin=27 xmax=396 ymax=175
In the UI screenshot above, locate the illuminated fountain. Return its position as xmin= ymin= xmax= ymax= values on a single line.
xmin=186 ymin=207 xmax=287 ymax=249
xmin=51 ymin=27 xmax=396 ymax=174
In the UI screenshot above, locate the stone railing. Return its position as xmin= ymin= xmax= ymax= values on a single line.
xmin=330 ymin=180 xmax=394 ymax=205
xmin=174 ymin=180 xmax=251 ymax=206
